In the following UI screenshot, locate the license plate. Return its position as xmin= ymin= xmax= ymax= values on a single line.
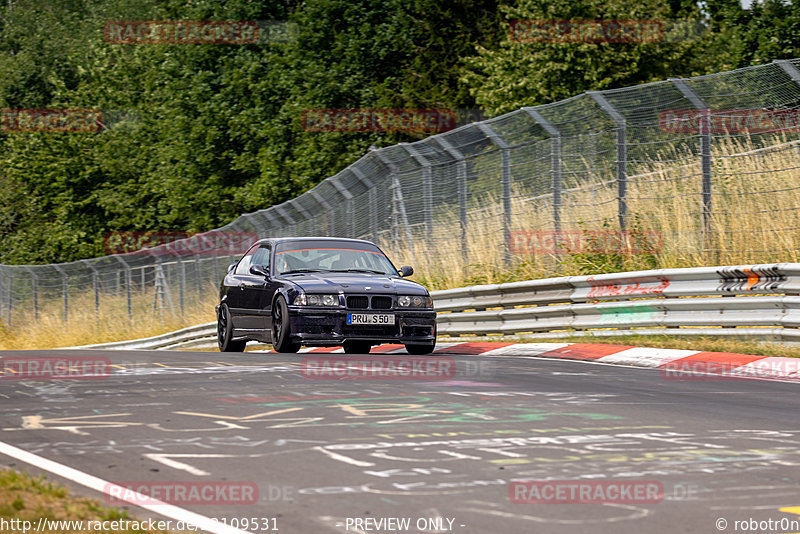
xmin=347 ymin=313 xmax=395 ymax=325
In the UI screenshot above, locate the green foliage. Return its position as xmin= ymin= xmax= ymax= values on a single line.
xmin=0 ymin=0 xmax=797 ymax=265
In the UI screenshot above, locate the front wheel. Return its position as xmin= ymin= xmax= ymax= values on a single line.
xmin=218 ymin=304 xmax=246 ymax=352
xmin=272 ymin=296 xmax=300 ymax=353
xmin=405 ymin=343 xmax=436 ymax=355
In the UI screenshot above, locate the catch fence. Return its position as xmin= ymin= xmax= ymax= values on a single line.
xmin=3 ymin=59 xmax=800 ymax=325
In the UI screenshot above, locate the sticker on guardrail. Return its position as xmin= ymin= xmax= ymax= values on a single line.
xmin=716 ymin=266 xmax=785 ymax=292
xmin=572 ymin=276 xmax=670 ymax=300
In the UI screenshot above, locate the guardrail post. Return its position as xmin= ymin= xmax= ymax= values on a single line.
xmin=113 ymin=256 xmax=133 ymax=322
xmin=522 ymin=109 xmax=562 ymax=243
xmin=373 ymin=150 xmax=417 ymax=263
xmin=477 ymin=123 xmax=513 ymax=265
xmin=588 ymin=91 xmax=628 ymax=231
xmin=23 ymin=267 xmax=38 ymax=322
xmin=434 ymin=136 xmax=469 ymax=266
xmin=80 ymin=260 xmax=100 ymax=317
xmin=670 ymin=77 xmax=713 ymax=252
xmin=400 ymin=143 xmax=434 ymax=244
xmin=52 ymin=265 xmax=68 ymax=325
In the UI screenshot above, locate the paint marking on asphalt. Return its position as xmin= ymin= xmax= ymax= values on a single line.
xmin=313 ymin=446 xmax=375 ymax=467
xmin=0 ymin=440 xmax=253 ymax=534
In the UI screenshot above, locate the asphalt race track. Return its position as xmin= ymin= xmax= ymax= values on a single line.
xmin=1 ymin=348 xmax=799 ymax=534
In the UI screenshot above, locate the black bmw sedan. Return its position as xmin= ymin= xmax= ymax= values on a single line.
xmin=216 ymin=237 xmax=437 ymax=354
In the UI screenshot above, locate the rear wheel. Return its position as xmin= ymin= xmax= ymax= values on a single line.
xmin=343 ymin=341 xmax=372 ymax=354
xmin=218 ymin=304 xmax=246 ymax=352
xmin=405 ymin=343 xmax=435 ymax=355
xmin=272 ymin=296 xmax=300 ymax=353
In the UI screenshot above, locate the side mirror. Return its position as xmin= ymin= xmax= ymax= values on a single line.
xmin=399 ymin=265 xmax=414 ymax=277
xmin=250 ymin=264 xmax=270 ymax=278
xmin=227 ymin=262 xmax=237 ymax=273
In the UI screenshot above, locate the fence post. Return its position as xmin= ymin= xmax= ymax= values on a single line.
xmin=261 ymin=209 xmax=280 ymax=238
xmin=5 ymin=268 xmax=13 ymax=327
xmin=275 ymin=205 xmax=297 ymax=237
xmin=670 ymin=77 xmax=712 ymax=252
xmin=328 ymin=176 xmax=354 ymax=239
xmin=170 ymin=250 xmax=186 ymax=317
xmin=52 ymin=265 xmax=69 ymax=325
xmin=350 ymin=166 xmax=376 ymax=240
xmin=310 ymin=189 xmax=334 ymax=236
xmin=522 ymin=108 xmax=562 ymax=241
xmin=774 ymin=59 xmax=800 ymax=86
xmin=477 ymin=122 xmax=513 ymax=265
xmin=372 ymin=150 xmax=417 ymax=263
xmin=400 ymin=143 xmax=434 ymax=243
xmin=113 ymin=256 xmax=133 ymax=321
xmin=24 ymin=267 xmax=38 ymax=322
xmin=434 ymin=136 xmax=469 ymax=266
xmin=80 ymin=260 xmax=100 ymax=317
xmin=588 ymin=91 xmax=628 ymax=231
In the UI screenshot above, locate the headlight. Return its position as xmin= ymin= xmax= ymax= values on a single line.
xmin=295 ymin=293 xmax=339 ymax=306
xmin=397 ymin=295 xmax=433 ymax=308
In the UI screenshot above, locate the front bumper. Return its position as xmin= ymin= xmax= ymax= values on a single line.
xmin=286 ymin=306 xmax=436 ymax=346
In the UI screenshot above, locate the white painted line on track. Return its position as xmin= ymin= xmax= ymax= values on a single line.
xmin=0 ymin=440 xmax=253 ymax=534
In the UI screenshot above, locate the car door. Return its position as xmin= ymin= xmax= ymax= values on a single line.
xmin=225 ymin=244 xmax=258 ymax=329
xmin=240 ymin=243 xmax=278 ymax=333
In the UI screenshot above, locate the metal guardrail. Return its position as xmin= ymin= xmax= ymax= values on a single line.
xmin=62 ymin=263 xmax=800 ymax=350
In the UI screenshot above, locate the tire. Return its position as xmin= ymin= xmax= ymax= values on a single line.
xmin=272 ymin=296 xmax=300 ymax=353
xmin=218 ymin=303 xmax=246 ymax=352
xmin=343 ymin=341 xmax=372 ymax=354
xmin=405 ymin=343 xmax=435 ymax=355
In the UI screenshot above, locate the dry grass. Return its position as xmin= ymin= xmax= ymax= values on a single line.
xmin=384 ymin=137 xmax=800 ymax=290
xmin=0 ymin=284 xmax=218 ymax=350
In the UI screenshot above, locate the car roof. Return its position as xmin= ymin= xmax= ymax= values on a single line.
xmin=255 ymin=237 xmax=378 ymax=245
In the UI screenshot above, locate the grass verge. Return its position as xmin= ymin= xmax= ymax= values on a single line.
xmin=0 ymin=468 xmax=176 ymax=533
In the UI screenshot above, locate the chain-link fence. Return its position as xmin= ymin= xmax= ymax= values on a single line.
xmin=2 ymin=58 xmax=800 ymax=326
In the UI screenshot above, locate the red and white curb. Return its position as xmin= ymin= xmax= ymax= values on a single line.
xmin=253 ymin=342 xmax=800 ymax=382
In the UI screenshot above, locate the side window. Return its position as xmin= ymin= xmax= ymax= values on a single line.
xmin=251 ymin=245 xmax=271 ymax=271
xmin=234 ymin=245 xmax=258 ymax=275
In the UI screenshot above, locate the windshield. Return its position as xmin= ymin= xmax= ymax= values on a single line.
xmin=274 ymin=240 xmax=398 ymax=275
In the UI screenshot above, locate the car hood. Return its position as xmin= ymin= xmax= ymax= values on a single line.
xmin=281 ymin=273 xmax=429 ymax=295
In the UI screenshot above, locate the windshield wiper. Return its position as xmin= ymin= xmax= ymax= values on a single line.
xmin=281 ymin=269 xmax=327 ymax=275
xmin=330 ymin=268 xmax=387 ymax=274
